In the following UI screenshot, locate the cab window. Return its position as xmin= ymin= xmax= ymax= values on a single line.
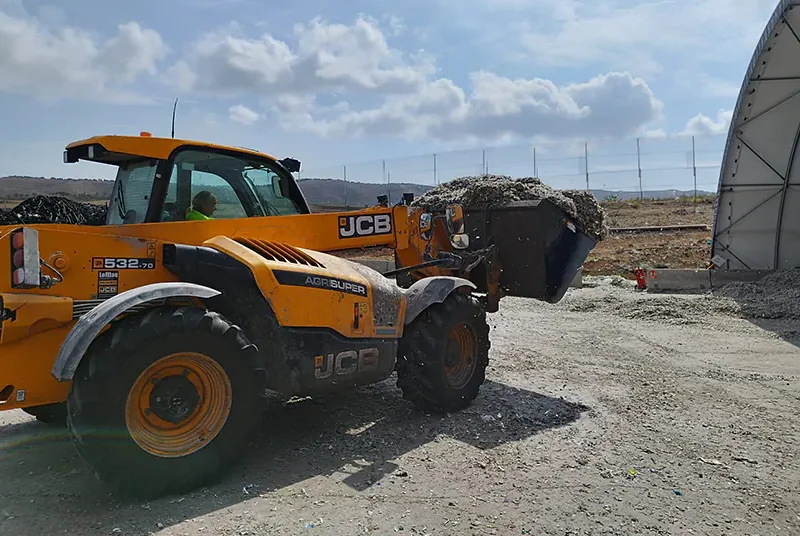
xmin=107 ymin=159 xmax=159 ymax=225
xmin=160 ymin=149 xmax=304 ymax=222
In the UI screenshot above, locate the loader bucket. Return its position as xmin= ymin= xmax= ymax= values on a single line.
xmin=463 ymin=199 xmax=596 ymax=303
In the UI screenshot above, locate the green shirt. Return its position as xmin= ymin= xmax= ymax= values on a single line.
xmin=186 ymin=209 xmax=211 ymax=221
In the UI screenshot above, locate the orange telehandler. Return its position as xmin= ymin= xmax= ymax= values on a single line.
xmin=0 ymin=133 xmax=595 ymax=498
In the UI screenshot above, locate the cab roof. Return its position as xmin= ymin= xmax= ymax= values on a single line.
xmin=64 ymin=134 xmax=277 ymax=164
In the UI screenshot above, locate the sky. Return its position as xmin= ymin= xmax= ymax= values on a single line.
xmin=0 ymin=0 xmax=781 ymax=191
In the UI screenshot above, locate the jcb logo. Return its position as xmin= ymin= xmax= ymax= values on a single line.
xmin=315 ymin=348 xmax=379 ymax=379
xmin=338 ymin=214 xmax=392 ymax=238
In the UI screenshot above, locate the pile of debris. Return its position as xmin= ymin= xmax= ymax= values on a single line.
xmin=0 ymin=196 xmax=108 ymax=226
xmin=714 ymin=268 xmax=800 ymax=320
xmin=412 ymin=175 xmax=608 ymax=241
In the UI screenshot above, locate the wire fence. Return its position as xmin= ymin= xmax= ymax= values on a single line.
xmin=300 ymin=133 xmax=728 ymax=204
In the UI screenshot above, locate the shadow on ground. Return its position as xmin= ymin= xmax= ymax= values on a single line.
xmin=0 ymin=378 xmax=588 ymax=534
xmin=748 ymin=318 xmax=800 ymax=347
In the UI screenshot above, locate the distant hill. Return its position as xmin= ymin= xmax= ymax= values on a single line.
xmin=0 ymin=176 xmax=113 ymax=201
xmin=297 ymin=178 xmax=431 ymax=208
xmin=0 ymin=175 xmax=715 ymax=208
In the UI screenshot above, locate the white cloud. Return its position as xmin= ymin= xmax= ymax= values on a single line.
xmin=229 ymin=104 xmax=260 ymax=124
xmin=103 ymin=22 xmax=167 ymax=84
xmin=0 ymin=10 xmax=166 ymax=101
xmin=0 ymin=8 xmax=665 ymax=143
xmin=164 ymin=15 xmax=662 ymax=143
xmin=168 ymin=15 xmax=434 ymax=97
xmin=383 ymin=14 xmax=406 ymax=36
xmin=682 ymin=109 xmax=733 ymax=136
xmin=515 ymin=0 xmax=776 ymax=74
xmin=271 ymin=71 xmax=663 ymax=142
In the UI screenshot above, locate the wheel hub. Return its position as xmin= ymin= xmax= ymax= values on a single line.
xmin=125 ymin=352 xmax=233 ymax=458
xmin=444 ymin=323 xmax=478 ymax=389
xmin=149 ymin=375 xmax=200 ymax=424
xmin=445 ymin=341 xmax=461 ymax=368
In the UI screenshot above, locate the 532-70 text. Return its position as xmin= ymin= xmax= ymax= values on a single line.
xmin=92 ymin=257 xmax=156 ymax=270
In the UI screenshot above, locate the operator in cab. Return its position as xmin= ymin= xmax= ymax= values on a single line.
xmin=186 ymin=191 xmax=217 ymax=221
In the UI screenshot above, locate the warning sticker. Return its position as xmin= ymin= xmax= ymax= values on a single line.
xmin=97 ymin=270 xmax=119 ymax=299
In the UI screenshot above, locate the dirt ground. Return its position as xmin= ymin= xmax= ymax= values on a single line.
xmin=1 ymin=279 xmax=797 ymax=536
xmin=583 ymin=230 xmax=711 ymax=277
xmin=603 ymin=198 xmax=714 ymax=228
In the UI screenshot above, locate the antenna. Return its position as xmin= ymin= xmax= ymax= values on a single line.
xmin=171 ymin=98 xmax=179 ymax=138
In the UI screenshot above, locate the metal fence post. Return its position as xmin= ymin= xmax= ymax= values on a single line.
xmin=383 ymin=160 xmax=390 ymax=203
xmin=482 ymin=149 xmax=486 ymax=175
xmin=533 ymin=147 xmax=537 ymax=177
xmin=636 ymin=138 xmax=643 ymax=200
xmin=343 ymin=165 xmax=348 ymax=209
xmin=692 ymin=135 xmax=697 ymax=202
xmin=433 ymin=153 xmax=437 ymax=186
xmin=584 ymin=142 xmax=590 ymax=190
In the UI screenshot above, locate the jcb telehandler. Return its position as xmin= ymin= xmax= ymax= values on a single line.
xmin=0 ymin=133 xmax=595 ymax=498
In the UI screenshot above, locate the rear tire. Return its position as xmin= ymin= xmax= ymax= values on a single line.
xmin=67 ymin=306 xmax=264 ymax=499
xmin=397 ymin=292 xmax=490 ymax=414
xmin=23 ymin=403 xmax=67 ymax=425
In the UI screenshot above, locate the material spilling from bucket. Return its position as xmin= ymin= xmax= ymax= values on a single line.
xmin=411 ymin=175 xmax=608 ymax=241
xmin=0 ymin=196 xmax=108 ymax=226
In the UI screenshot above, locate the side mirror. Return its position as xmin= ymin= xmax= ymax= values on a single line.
xmin=450 ymin=233 xmax=469 ymax=250
xmin=446 ymin=205 xmax=465 ymax=234
xmin=419 ymin=212 xmax=432 ymax=241
xmin=279 ymin=157 xmax=301 ymax=173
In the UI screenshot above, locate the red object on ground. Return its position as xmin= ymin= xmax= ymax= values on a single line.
xmin=634 ymin=268 xmax=647 ymax=290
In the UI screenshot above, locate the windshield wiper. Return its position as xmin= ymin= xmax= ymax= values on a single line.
xmin=116 ymin=183 xmax=128 ymax=220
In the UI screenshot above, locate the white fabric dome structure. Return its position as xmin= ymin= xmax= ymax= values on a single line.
xmin=712 ymin=0 xmax=800 ymax=271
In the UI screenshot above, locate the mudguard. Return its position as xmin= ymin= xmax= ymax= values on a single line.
xmin=402 ymin=276 xmax=476 ymax=325
xmin=51 ymin=282 xmax=221 ymax=382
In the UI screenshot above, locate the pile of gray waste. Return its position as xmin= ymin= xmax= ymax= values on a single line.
xmin=412 ymin=174 xmax=608 ymax=241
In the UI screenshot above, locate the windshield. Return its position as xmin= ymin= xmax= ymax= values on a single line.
xmin=241 ymin=165 xmax=302 ymax=216
xmin=107 ymin=159 xmax=160 ymax=225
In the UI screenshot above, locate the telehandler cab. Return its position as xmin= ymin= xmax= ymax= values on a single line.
xmin=0 ymin=133 xmax=595 ymax=498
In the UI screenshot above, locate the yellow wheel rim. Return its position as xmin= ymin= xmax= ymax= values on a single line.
xmin=444 ymin=323 xmax=478 ymax=389
xmin=125 ymin=352 xmax=232 ymax=458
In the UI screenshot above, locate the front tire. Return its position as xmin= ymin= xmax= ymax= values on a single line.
xmin=67 ymin=306 xmax=264 ymax=499
xmin=397 ymin=292 xmax=490 ymax=414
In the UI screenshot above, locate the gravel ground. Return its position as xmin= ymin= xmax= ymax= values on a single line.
xmin=1 ymin=280 xmax=798 ymax=535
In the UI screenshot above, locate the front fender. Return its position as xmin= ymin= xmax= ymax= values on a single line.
xmin=402 ymin=276 xmax=476 ymax=325
xmin=51 ymin=282 xmax=221 ymax=382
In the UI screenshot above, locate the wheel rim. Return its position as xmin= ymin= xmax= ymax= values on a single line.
xmin=125 ymin=352 xmax=232 ymax=458
xmin=444 ymin=322 xmax=478 ymax=389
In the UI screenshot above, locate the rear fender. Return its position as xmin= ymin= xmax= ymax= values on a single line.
xmin=51 ymin=282 xmax=220 ymax=382
xmin=403 ymin=276 xmax=476 ymax=325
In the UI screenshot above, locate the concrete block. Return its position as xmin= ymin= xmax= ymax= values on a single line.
xmin=709 ymin=269 xmax=771 ymax=288
xmin=646 ymin=268 xmax=711 ymax=291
